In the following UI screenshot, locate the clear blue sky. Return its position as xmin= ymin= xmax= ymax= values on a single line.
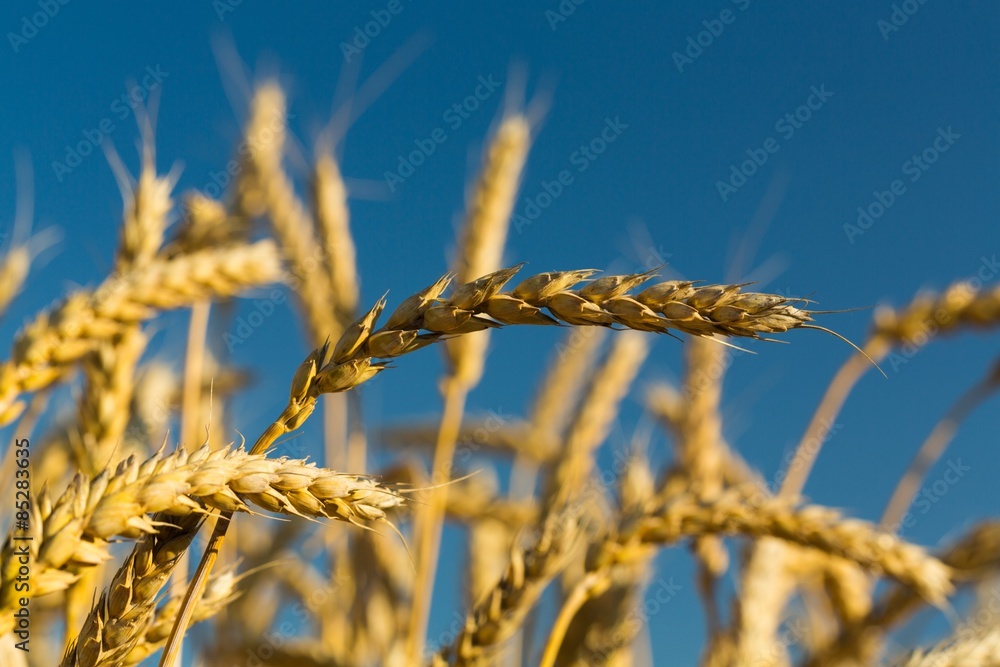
xmin=2 ymin=2 xmax=999 ymax=664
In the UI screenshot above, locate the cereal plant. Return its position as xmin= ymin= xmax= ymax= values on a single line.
xmin=1 ymin=55 xmax=999 ymax=667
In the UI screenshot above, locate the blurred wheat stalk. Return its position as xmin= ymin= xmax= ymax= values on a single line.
xmin=0 ymin=80 xmax=998 ymax=667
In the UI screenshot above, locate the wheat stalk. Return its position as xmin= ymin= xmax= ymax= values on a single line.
xmin=120 ymin=564 xmax=239 ymax=666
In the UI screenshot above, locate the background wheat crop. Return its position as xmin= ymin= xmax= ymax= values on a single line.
xmin=1 ymin=4 xmax=999 ymax=667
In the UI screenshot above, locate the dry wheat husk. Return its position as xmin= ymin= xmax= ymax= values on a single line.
xmin=312 ymin=152 xmax=359 ymax=324
xmin=807 ymin=521 xmax=1000 ymax=667
xmin=873 ymin=282 xmax=1000 ymax=347
xmin=121 ymin=563 xmax=240 ymax=666
xmin=894 ymin=627 xmax=1000 ymax=667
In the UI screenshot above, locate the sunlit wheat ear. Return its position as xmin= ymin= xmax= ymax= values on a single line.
xmin=0 ymin=444 xmax=406 ymax=629
xmin=0 ymin=241 xmax=283 ymax=425
xmin=874 ymin=281 xmax=1000 ymax=345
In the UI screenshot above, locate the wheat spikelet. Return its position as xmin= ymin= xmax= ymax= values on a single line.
xmin=810 ymin=522 xmax=1000 ymax=667
xmin=873 ymin=282 xmax=1000 ymax=346
xmin=76 ymin=329 xmax=148 ymax=475
xmin=0 ymin=240 xmax=283 ymax=426
xmin=0 ymin=444 xmax=403 ymax=632
xmin=120 ymin=564 xmax=239 ymax=666
xmin=895 ymin=628 xmax=1000 ymax=667
xmin=411 ymin=113 xmax=530 ymax=659
xmin=546 ymin=331 xmax=649 ymax=509
xmin=165 ymin=193 xmax=250 ymax=258
xmin=446 ymin=114 xmax=531 ymax=389
xmin=0 ymin=245 xmax=31 ymax=320
xmin=114 ymin=154 xmax=172 ymax=272
xmin=557 ymin=455 xmax=657 ymax=666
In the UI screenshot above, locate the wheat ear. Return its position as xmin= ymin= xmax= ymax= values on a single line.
xmin=0 ymin=444 xmax=403 ymax=632
xmin=434 ymin=511 xmax=581 ymax=666
xmin=59 ymin=515 xmax=203 ymax=667
xmin=0 ymin=241 xmax=283 ymax=425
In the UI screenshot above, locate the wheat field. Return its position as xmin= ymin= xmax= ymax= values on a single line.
xmin=1 ymin=68 xmax=999 ymax=667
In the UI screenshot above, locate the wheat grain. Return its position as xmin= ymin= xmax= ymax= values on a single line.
xmin=545 ymin=331 xmax=649 ymax=509
xmin=874 ymin=282 xmax=1000 ymax=346
xmin=894 ymin=628 xmax=1000 ymax=667
xmin=615 ymin=490 xmax=952 ymax=607
xmin=120 ymin=564 xmax=239 ymax=666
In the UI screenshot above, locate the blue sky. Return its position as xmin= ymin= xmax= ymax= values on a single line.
xmin=2 ymin=2 xmax=999 ymax=664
